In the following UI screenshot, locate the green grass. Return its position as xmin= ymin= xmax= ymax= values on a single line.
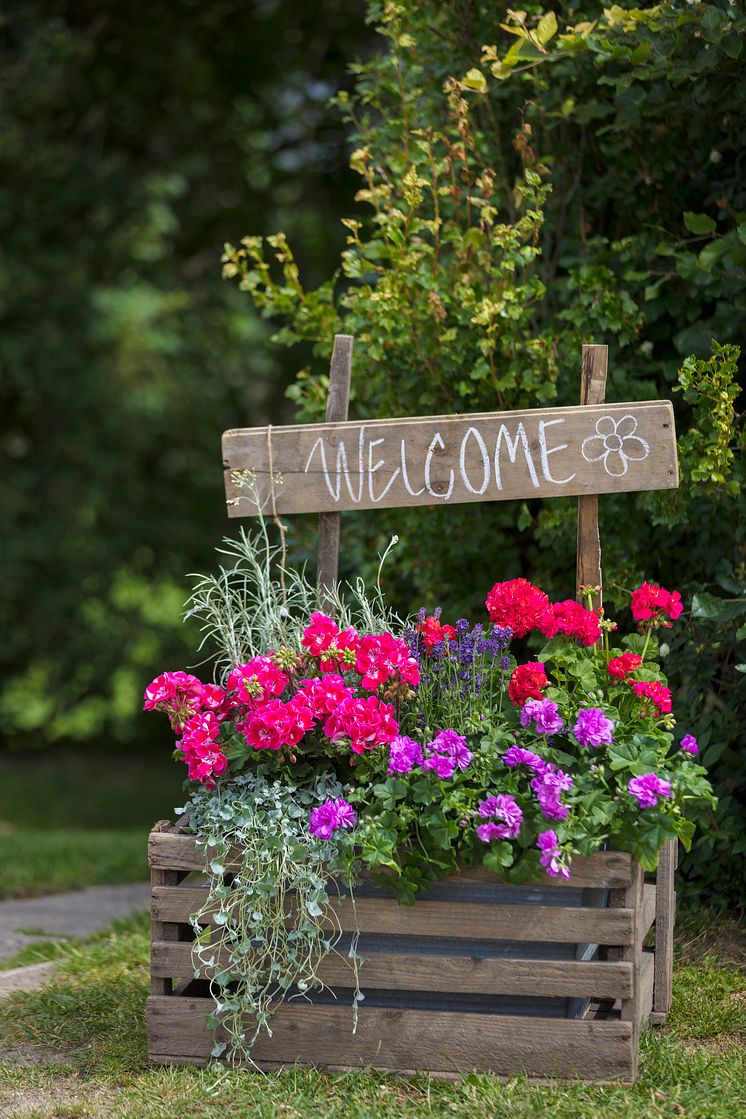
xmin=0 ymin=750 xmax=183 ymax=898
xmin=0 ymin=914 xmax=743 ymax=1119
xmin=0 ymin=827 xmax=149 ymax=899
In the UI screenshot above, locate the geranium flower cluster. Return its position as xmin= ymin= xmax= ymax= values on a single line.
xmin=630 ymin=582 xmax=683 ymax=628
xmin=476 ymin=794 xmax=523 ymax=843
xmin=144 ymin=612 xmax=422 ymax=784
xmin=486 ymin=578 xmax=602 ymax=646
xmin=308 ymin=797 xmax=357 ymax=840
xmin=503 ymin=745 xmax=574 ymax=821
xmin=147 ymin=568 xmax=712 ymax=895
xmin=386 ymin=728 xmax=472 ymax=780
xmin=302 ymin=612 xmax=420 ymax=691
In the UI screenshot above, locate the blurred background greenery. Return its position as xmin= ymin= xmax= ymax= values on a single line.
xmin=1 ymin=1 xmax=744 ymax=905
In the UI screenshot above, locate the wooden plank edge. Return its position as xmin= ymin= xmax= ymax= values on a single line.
xmin=151 ymin=941 xmax=634 ymax=999
xmin=150 ymin=889 xmax=637 ymax=945
xmin=148 ymin=826 xmax=634 ymax=888
xmin=222 ymin=398 xmax=675 ymax=443
xmin=147 ymin=996 xmax=634 ymax=1081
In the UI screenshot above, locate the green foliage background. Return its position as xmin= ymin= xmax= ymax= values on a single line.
xmin=0 ymin=0 xmax=366 ymax=747
xmin=2 ymin=1 xmax=744 ymax=902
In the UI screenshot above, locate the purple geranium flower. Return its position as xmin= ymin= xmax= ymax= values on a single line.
xmin=476 ymin=822 xmax=505 ymax=843
xmin=422 ymin=753 xmax=455 ymax=779
xmin=680 ymin=734 xmax=698 ymax=755
xmin=572 ymin=707 xmax=615 ymax=747
xmin=628 ymin=773 xmax=672 ymax=808
xmin=477 ymin=793 xmax=523 ymax=839
xmin=520 ymin=698 xmax=565 ymax=736
xmin=387 ymin=735 xmax=424 ymax=775
xmin=427 ymin=728 xmax=473 ymax=772
xmin=309 ymin=797 xmax=357 ymax=840
xmin=502 ymin=745 xmax=546 ymax=773
xmin=536 ymin=829 xmax=571 ymax=880
xmin=531 ymin=763 xmax=573 ymax=821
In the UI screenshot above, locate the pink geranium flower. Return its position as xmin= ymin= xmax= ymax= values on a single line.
xmin=355 ymin=633 xmax=420 ymax=690
xmin=301 ymin=611 xmax=340 ymax=657
xmin=633 ymin=680 xmax=672 ymax=715
xmin=323 ymin=695 xmax=398 ymax=754
xmin=298 ymin=674 xmax=354 ymax=717
xmin=547 ymin=599 xmax=602 ymax=646
xmin=630 ymin=582 xmax=683 ymax=629
xmin=143 ymin=670 xmax=205 ymax=730
xmin=227 ymin=657 xmax=288 ymax=706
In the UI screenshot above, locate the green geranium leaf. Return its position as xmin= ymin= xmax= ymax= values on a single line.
xmin=482 ymin=841 xmax=514 ymax=874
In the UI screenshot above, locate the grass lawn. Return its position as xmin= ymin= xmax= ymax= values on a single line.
xmin=0 ymin=751 xmax=183 ymax=898
xmin=0 ymin=912 xmax=743 ymax=1119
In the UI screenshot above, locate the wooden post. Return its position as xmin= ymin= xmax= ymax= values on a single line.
xmin=618 ymin=860 xmax=645 ymax=1082
xmin=150 ymin=820 xmax=180 ymax=996
xmin=576 ymin=344 xmax=608 ymax=610
xmin=317 ymin=334 xmax=353 ymax=612
xmin=651 ymin=839 xmax=676 ymax=1023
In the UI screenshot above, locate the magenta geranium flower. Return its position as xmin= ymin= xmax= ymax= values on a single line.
xmin=502 ymin=745 xmax=546 ymax=773
xmin=680 ymin=734 xmax=699 ymax=755
xmin=572 ymin=708 xmax=615 ymax=747
xmin=477 ymin=794 xmax=523 ymax=840
xmin=628 ymin=773 xmax=672 ymax=808
xmin=309 ymin=798 xmax=357 ymax=840
xmin=520 ymin=698 xmax=564 ymax=736
xmin=387 ymin=735 xmax=424 ymax=775
xmin=531 ymin=764 xmax=573 ymax=821
xmin=323 ymin=695 xmax=399 ymax=754
xmin=536 ymin=829 xmax=571 ymax=880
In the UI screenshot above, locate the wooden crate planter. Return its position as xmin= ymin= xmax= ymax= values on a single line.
xmin=146 ymin=340 xmax=681 ymax=1080
xmin=147 ymin=818 xmax=675 ymax=1081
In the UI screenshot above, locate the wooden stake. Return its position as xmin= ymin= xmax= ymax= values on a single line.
xmin=317 ymin=334 xmax=353 ymax=612
xmin=651 ymin=839 xmax=676 ymax=1023
xmin=576 ymin=344 xmax=608 ymax=610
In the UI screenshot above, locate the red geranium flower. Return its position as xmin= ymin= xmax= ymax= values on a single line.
xmin=417 ymin=615 xmax=457 ymax=651
xmin=508 ymin=661 xmax=548 ymax=707
xmin=633 ymin=679 xmax=672 ymax=715
xmin=630 ymin=582 xmax=683 ymax=628
xmin=485 ymin=579 xmax=554 ymax=639
xmin=548 ymin=599 xmax=602 ymax=646
xmin=608 ymin=653 xmax=643 ymax=681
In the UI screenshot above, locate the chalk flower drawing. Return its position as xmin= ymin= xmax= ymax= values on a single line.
xmin=581 ymin=415 xmax=650 ymax=477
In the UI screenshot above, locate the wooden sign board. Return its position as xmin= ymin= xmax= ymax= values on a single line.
xmin=222 ymin=401 xmax=677 ymax=518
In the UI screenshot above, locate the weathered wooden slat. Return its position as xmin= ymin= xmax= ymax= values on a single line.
xmin=642 ymin=883 xmax=657 ymax=937
xmin=222 ymin=401 xmax=678 ymax=517
xmin=148 ymin=829 xmax=633 ymax=888
xmin=148 ymin=831 xmax=206 ymax=872
xmin=618 ymin=861 xmax=645 ymax=1081
xmin=151 ymin=887 xmax=634 ymax=945
xmin=151 ymin=941 xmax=634 ymax=999
xmin=653 ymin=839 xmax=676 ymax=1020
xmin=147 ymin=997 xmax=634 ymax=1079
xmin=639 ymin=951 xmax=654 ymax=1023
xmin=576 ymin=344 xmax=608 ymax=613
xmin=150 ymin=821 xmax=181 ymax=997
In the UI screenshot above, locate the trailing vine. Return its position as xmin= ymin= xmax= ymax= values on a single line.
xmin=180 ymin=768 xmax=361 ymax=1063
